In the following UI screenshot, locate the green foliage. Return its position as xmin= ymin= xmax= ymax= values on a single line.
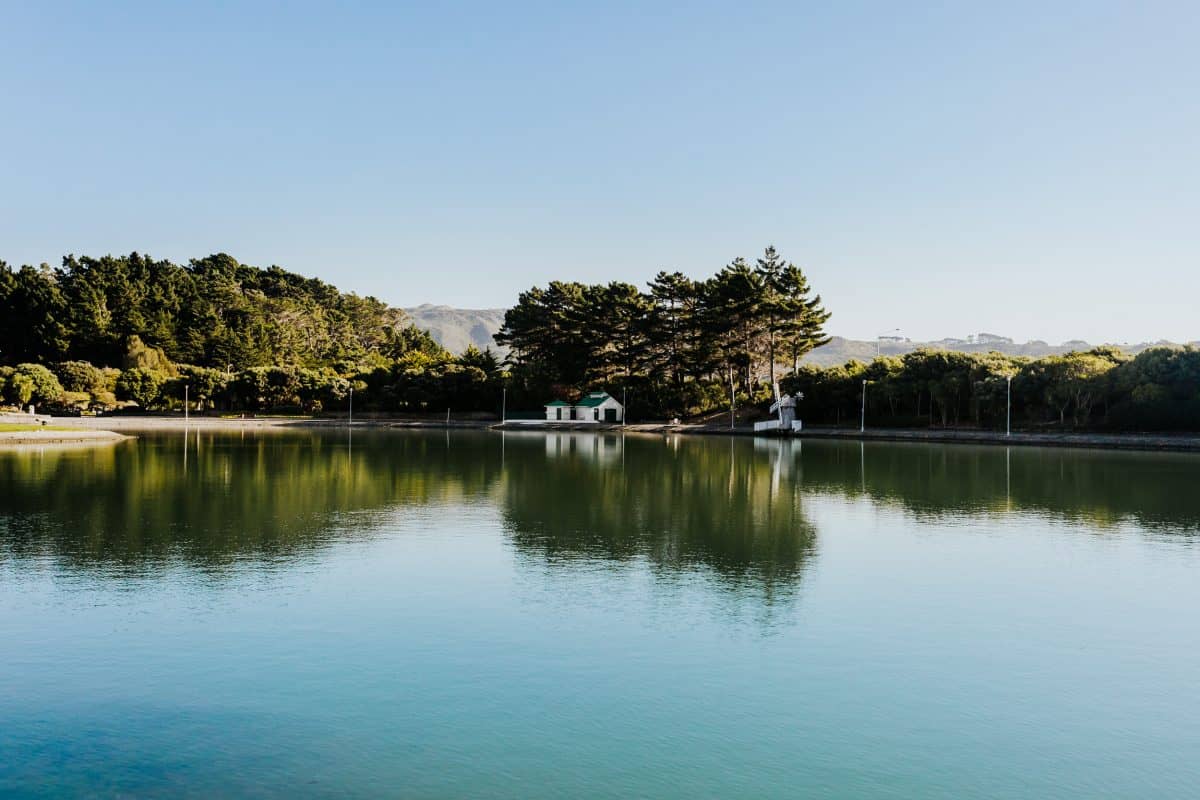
xmin=497 ymin=246 xmax=830 ymax=417
xmin=782 ymin=346 xmax=1200 ymax=432
xmin=55 ymin=360 xmax=106 ymax=394
xmin=175 ymin=365 xmax=230 ymax=408
xmin=1106 ymin=347 xmax=1200 ymax=429
xmin=7 ymin=364 xmax=64 ymax=406
xmin=123 ymin=335 xmax=175 ymax=374
xmin=115 ymin=368 xmax=165 ymax=408
xmin=0 ymin=252 xmax=431 ymax=370
xmin=0 ymin=262 xmax=69 ymax=362
xmin=6 ymin=373 xmax=35 ymax=406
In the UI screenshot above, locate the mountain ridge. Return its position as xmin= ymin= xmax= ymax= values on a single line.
xmin=405 ymin=305 xmax=1196 ymax=364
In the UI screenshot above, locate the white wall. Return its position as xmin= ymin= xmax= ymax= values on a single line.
xmin=596 ymin=398 xmax=624 ymax=422
xmin=570 ymin=406 xmax=599 ymax=423
xmin=546 ymin=398 xmax=624 ymax=423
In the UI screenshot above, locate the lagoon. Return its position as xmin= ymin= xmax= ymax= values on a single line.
xmin=2 ymin=430 xmax=1199 ymax=798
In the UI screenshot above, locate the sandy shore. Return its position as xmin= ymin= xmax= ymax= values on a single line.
xmin=0 ymin=428 xmax=129 ymax=446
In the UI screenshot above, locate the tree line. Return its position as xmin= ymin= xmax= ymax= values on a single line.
xmin=496 ymin=246 xmax=831 ymax=416
xmin=3 ymin=249 xmax=1198 ymax=431
xmin=0 ymin=252 xmax=437 ymax=367
xmin=784 ymin=346 xmax=1200 ymax=432
xmin=0 ymin=253 xmax=504 ymax=414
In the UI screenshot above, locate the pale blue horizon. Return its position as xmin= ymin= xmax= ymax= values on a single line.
xmin=2 ymin=1 xmax=1196 ymax=344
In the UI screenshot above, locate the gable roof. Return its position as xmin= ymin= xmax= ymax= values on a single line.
xmin=575 ymin=392 xmax=614 ymax=408
xmin=546 ymin=392 xmax=621 ymax=408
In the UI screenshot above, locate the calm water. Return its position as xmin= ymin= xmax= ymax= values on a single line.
xmin=2 ymin=430 xmax=1199 ymax=798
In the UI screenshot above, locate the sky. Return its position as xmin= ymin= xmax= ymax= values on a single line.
xmin=1 ymin=1 xmax=1197 ymax=344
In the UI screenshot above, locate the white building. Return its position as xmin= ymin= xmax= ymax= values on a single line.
xmin=544 ymin=391 xmax=624 ymax=423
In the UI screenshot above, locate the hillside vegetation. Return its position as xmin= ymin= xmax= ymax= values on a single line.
xmin=0 ymin=253 xmax=502 ymax=415
xmin=1 ymin=249 xmax=1197 ymax=431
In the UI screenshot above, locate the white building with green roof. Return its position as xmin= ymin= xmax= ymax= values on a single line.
xmin=544 ymin=391 xmax=624 ymax=423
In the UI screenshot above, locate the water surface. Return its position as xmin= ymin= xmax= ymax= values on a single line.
xmin=2 ymin=430 xmax=1199 ymax=798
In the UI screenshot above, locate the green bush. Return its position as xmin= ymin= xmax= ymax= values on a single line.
xmin=55 ymin=360 xmax=106 ymax=394
xmin=115 ymin=368 xmax=165 ymax=408
xmin=9 ymin=363 xmax=64 ymax=406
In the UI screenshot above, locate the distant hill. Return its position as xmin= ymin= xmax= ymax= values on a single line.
xmin=406 ymin=305 xmax=1193 ymax=364
xmin=404 ymin=305 xmax=508 ymax=356
xmin=803 ymin=336 xmax=1196 ymax=366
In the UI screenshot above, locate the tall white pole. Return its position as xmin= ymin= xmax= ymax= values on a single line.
xmin=728 ymin=366 xmax=735 ymax=430
xmin=1006 ymin=375 xmax=1012 ymax=437
xmin=860 ymin=379 xmax=867 ymax=433
xmin=622 ymin=387 xmax=626 ymax=427
xmin=502 ymin=387 xmax=507 ymax=423
xmin=184 ymin=384 xmax=189 ymax=423
xmin=348 ymin=387 xmax=353 ymax=427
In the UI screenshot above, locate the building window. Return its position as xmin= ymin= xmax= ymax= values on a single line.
xmin=594 ymin=409 xmax=599 ymax=420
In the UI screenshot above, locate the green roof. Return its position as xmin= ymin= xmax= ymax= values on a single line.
xmin=574 ymin=392 xmax=613 ymax=408
xmin=547 ymin=392 xmax=618 ymax=408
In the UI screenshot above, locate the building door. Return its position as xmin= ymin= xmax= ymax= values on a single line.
xmin=605 ymin=408 xmax=617 ymax=422
xmin=556 ymin=408 xmax=562 ymax=420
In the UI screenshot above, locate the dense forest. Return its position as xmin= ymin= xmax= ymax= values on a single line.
xmin=1 ymin=249 xmax=1198 ymax=431
xmin=497 ymin=246 xmax=831 ymax=415
xmin=498 ymin=247 xmax=1199 ymax=430
xmin=785 ymin=347 xmax=1200 ymax=432
xmin=0 ymin=253 xmax=503 ymax=414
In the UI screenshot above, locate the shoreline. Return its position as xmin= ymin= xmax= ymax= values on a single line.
xmin=0 ymin=428 xmax=130 ymax=447
xmin=27 ymin=415 xmax=1200 ymax=453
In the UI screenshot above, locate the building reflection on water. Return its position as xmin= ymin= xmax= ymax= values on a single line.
xmin=2 ymin=429 xmax=1197 ymax=587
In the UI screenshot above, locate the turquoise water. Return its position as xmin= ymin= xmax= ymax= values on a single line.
xmin=2 ymin=430 xmax=1199 ymax=798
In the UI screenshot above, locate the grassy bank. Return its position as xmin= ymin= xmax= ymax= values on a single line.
xmin=0 ymin=423 xmax=77 ymax=432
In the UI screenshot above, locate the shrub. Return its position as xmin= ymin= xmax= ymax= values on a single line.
xmin=11 ymin=363 xmax=64 ymax=405
xmin=55 ymin=360 xmax=105 ymax=394
xmin=115 ymin=368 xmax=165 ymax=408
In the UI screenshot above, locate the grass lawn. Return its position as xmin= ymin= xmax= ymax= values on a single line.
xmin=0 ymin=423 xmax=77 ymax=433
xmin=218 ymin=414 xmax=313 ymax=419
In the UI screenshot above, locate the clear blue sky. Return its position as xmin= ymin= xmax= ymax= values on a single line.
xmin=2 ymin=1 xmax=1196 ymax=344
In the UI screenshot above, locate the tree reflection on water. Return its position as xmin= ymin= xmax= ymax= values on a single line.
xmin=2 ymin=429 xmax=1196 ymax=589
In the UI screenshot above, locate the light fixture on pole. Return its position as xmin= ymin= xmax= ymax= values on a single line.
xmin=1006 ymin=375 xmax=1013 ymax=437
xmin=860 ymin=379 xmax=867 ymax=433
xmin=728 ymin=366 xmax=735 ymax=430
xmin=875 ymin=328 xmax=900 ymax=358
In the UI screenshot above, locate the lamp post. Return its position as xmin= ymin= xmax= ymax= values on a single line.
xmin=184 ymin=384 xmax=189 ymax=423
xmin=1006 ymin=375 xmax=1012 ymax=437
xmin=875 ymin=328 xmax=900 ymax=358
xmin=501 ymin=387 xmax=507 ymax=424
xmin=728 ymin=366 xmax=735 ymax=430
xmin=622 ymin=386 xmax=626 ymax=427
xmin=860 ymin=379 xmax=867 ymax=433
xmin=348 ymin=386 xmax=353 ymax=428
